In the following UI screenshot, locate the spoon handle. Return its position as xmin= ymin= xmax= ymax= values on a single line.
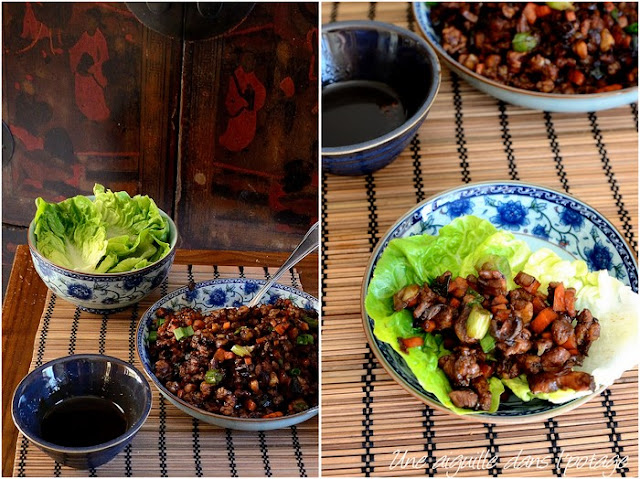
xmin=248 ymin=222 xmax=319 ymax=307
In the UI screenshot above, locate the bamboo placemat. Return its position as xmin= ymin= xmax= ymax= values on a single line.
xmin=13 ymin=264 xmax=318 ymax=477
xmin=322 ymin=2 xmax=638 ymax=477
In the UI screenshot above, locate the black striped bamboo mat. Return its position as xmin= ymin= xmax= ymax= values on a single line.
xmin=322 ymin=2 xmax=638 ymax=477
xmin=13 ymin=265 xmax=318 ymax=477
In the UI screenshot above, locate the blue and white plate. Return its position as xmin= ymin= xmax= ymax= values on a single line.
xmin=362 ymin=181 xmax=637 ymax=423
xmin=412 ymin=2 xmax=638 ymax=112
xmin=136 ymin=278 xmax=319 ymax=431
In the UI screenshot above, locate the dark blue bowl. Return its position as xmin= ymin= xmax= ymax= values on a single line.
xmin=322 ymin=21 xmax=440 ymax=175
xmin=12 ymin=354 xmax=152 ymax=469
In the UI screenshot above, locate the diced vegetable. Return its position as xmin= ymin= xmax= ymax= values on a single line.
xmin=625 ymin=22 xmax=638 ymax=34
xmin=296 ymin=334 xmax=314 ymax=345
xmin=289 ymin=368 xmax=301 ymax=376
xmin=231 ymin=344 xmax=254 ymax=357
xmin=204 ymin=369 xmax=225 ymax=385
xmin=546 ymin=2 xmax=574 ymax=11
xmin=531 ymin=307 xmax=558 ymax=334
xmin=302 ymin=315 xmax=318 ymax=328
xmin=513 ymin=33 xmax=538 ymax=52
xmin=466 ymin=305 xmax=492 ymax=340
xmin=148 ymin=331 xmax=157 ymax=342
xmin=480 ymin=333 xmax=496 ymax=354
xmin=173 ymin=325 xmax=194 ymax=341
xmin=523 ymin=3 xmax=538 ymax=24
xmin=552 ymin=283 xmax=566 ymax=312
xmin=399 ymin=336 xmax=424 ymax=350
xmin=535 ymin=5 xmax=552 ymax=17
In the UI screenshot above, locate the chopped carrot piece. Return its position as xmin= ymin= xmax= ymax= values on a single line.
xmin=246 ymin=399 xmax=257 ymax=412
xmin=560 ymin=334 xmax=577 ymax=351
xmin=564 ymin=288 xmax=576 ymax=316
xmin=541 ymin=331 xmax=553 ymax=340
xmin=531 ymin=307 xmax=558 ymax=334
xmin=523 ymin=279 xmax=541 ymax=294
xmin=244 ymin=357 xmax=252 ymax=365
xmin=552 ymin=283 xmax=566 ymax=312
xmin=224 ymin=351 xmax=235 ymax=360
xmin=523 ymin=3 xmax=537 ymax=24
xmin=532 ymin=296 xmax=547 ymax=315
xmin=568 ymin=69 xmax=586 ymax=86
xmin=256 ymin=336 xmax=267 ymax=344
xmin=214 ymin=348 xmax=226 ymax=361
xmin=565 ymin=10 xmax=576 ymax=22
xmin=222 ymin=321 xmax=231 ymax=330
xmin=535 ymin=5 xmax=552 ymax=17
xmin=263 ymin=411 xmax=284 ymax=419
xmin=595 ymin=84 xmax=623 ymax=93
xmin=448 ymin=277 xmax=469 ymax=298
xmin=274 ymin=322 xmax=289 ymax=335
xmin=400 ymin=336 xmax=424 ymax=350
xmin=449 ymin=297 xmax=461 ymax=309
xmin=603 ymin=2 xmax=615 ymax=12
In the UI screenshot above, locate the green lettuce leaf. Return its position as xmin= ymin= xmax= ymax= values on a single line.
xmin=33 ymin=184 xmax=171 ymax=273
xmin=502 ymin=375 xmax=591 ymax=404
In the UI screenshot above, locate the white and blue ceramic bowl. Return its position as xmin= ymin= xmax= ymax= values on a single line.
xmin=12 ymin=354 xmax=152 ymax=469
xmin=136 ymin=278 xmax=319 ymax=431
xmin=362 ymin=181 xmax=638 ymax=423
xmin=413 ymin=3 xmax=638 ymax=113
xmin=28 ymin=207 xmax=178 ymax=315
xmin=322 ymin=21 xmax=441 ymax=175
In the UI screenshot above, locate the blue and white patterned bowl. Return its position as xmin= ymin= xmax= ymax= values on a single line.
xmin=28 ymin=208 xmax=178 ymax=314
xmin=136 ymin=279 xmax=319 ymax=431
xmin=362 ymin=181 xmax=638 ymax=423
xmin=413 ymin=3 xmax=638 ymax=113
xmin=322 ymin=21 xmax=441 ymax=175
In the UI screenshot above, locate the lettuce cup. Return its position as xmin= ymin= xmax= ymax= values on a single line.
xmin=28 ymin=185 xmax=178 ymax=314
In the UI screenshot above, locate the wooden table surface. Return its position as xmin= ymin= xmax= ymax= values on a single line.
xmin=1 ymin=245 xmax=318 ymax=477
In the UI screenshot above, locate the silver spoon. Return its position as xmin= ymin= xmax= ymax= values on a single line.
xmin=248 ymin=221 xmax=319 ymax=307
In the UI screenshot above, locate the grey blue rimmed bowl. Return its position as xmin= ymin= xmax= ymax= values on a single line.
xmin=362 ymin=180 xmax=638 ymax=423
xmin=413 ymin=2 xmax=638 ymax=112
xmin=12 ymin=354 xmax=152 ymax=469
xmin=321 ymin=20 xmax=441 ymax=175
xmin=136 ymin=278 xmax=319 ymax=431
xmin=28 ymin=205 xmax=178 ymax=315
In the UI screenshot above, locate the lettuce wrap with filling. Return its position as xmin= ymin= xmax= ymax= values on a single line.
xmin=364 ymin=215 xmax=639 ymax=413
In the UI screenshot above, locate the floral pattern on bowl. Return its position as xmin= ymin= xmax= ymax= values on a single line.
xmin=136 ymin=279 xmax=319 ymax=431
xmin=362 ymin=181 xmax=637 ymax=422
xmin=28 ymin=211 xmax=178 ymax=314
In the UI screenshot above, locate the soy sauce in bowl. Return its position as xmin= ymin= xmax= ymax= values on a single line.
xmin=323 ymin=80 xmax=408 ymax=148
xmin=41 ymin=396 xmax=128 ymax=447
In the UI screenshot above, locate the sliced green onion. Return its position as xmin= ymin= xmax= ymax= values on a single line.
xmin=479 ymin=333 xmax=496 ymax=354
xmin=302 ymin=315 xmax=318 ymax=328
xmin=625 ymin=22 xmax=638 ymax=34
xmin=204 ymin=369 xmax=224 ymax=385
xmin=466 ymin=305 xmax=492 ymax=340
xmin=173 ymin=325 xmax=195 ymax=341
xmin=611 ymin=8 xmax=620 ymax=20
xmin=512 ymin=32 xmax=538 ymax=53
xmin=289 ymin=368 xmax=301 ymax=376
xmin=148 ymin=331 xmax=157 ymax=342
xmin=155 ymin=318 xmax=166 ymax=328
xmin=231 ymin=344 xmax=254 ymax=357
xmin=296 ymin=334 xmax=314 ymax=345
xmin=546 ymin=2 xmax=574 ymax=10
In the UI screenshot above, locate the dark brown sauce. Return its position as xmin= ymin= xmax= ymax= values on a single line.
xmin=41 ymin=396 xmax=128 ymax=447
xmin=322 ymin=80 xmax=408 ymax=148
